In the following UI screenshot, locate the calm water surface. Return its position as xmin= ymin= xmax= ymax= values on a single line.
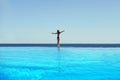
xmin=0 ymin=47 xmax=120 ymax=80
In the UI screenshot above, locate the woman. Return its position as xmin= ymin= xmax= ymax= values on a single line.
xmin=52 ymin=30 xmax=64 ymax=48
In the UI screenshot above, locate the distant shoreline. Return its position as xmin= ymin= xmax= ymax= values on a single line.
xmin=0 ymin=44 xmax=120 ymax=47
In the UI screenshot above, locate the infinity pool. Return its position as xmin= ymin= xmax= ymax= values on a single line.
xmin=0 ymin=47 xmax=120 ymax=80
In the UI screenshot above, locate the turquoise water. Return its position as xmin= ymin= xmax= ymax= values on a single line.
xmin=0 ymin=47 xmax=120 ymax=80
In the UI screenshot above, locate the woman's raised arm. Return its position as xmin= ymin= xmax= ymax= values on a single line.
xmin=60 ymin=30 xmax=65 ymax=33
xmin=51 ymin=32 xmax=57 ymax=34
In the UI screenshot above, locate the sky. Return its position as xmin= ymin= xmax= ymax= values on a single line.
xmin=0 ymin=0 xmax=120 ymax=43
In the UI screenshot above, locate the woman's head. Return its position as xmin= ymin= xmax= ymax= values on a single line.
xmin=57 ymin=30 xmax=59 ymax=33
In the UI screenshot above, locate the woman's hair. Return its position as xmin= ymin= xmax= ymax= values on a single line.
xmin=57 ymin=30 xmax=59 ymax=33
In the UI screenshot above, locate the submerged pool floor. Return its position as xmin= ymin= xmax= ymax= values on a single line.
xmin=0 ymin=47 xmax=120 ymax=80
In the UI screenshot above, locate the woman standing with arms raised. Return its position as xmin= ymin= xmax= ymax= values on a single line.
xmin=52 ymin=30 xmax=64 ymax=48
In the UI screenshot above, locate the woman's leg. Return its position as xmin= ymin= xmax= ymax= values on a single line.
xmin=57 ymin=38 xmax=60 ymax=48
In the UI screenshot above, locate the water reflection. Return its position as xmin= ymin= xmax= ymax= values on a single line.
xmin=56 ymin=47 xmax=62 ymax=73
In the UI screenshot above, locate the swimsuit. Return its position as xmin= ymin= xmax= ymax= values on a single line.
xmin=57 ymin=37 xmax=60 ymax=40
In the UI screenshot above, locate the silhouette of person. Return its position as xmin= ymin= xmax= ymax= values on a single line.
xmin=52 ymin=30 xmax=64 ymax=48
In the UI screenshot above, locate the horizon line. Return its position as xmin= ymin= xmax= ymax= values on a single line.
xmin=0 ymin=43 xmax=120 ymax=47
xmin=0 ymin=43 xmax=120 ymax=44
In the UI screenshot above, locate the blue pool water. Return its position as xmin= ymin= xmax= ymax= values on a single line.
xmin=0 ymin=47 xmax=120 ymax=80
